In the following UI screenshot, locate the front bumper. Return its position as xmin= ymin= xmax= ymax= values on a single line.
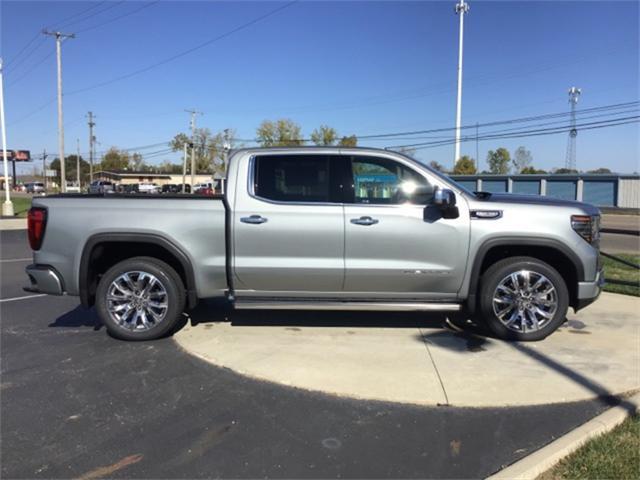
xmin=24 ymin=264 xmax=65 ymax=295
xmin=575 ymin=268 xmax=605 ymax=311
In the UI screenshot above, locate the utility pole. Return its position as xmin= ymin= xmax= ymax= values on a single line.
xmin=0 ymin=57 xmax=13 ymax=216
xmin=43 ymin=30 xmax=75 ymax=193
xmin=221 ymin=128 xmax=231 ymax=194
xmin=182 ymin=142 xmax=188 ymax=193
xmin=76 ymin=138 xmax=81 ymax=188
xmin=184 ymin=109 xmax=202 ymax=189
xmin=453 ymin=0 xmax=470 ymax=169
xmin=475 ymin=122 xmax=479 ymax=172
xmin=87 ymin=111 xmax=95 ymax=182
xmin=42 ymin=149 xmax=48 ymax=192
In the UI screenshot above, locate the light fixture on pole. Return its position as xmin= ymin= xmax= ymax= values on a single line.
xmin=0 ymin=58 xmax=14 ymax=217
xmin=453 ymin=0 xmax=470 ymax=168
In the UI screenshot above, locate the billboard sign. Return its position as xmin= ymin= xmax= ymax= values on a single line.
xmin=2 ymin=150 xmax=31 ymax=161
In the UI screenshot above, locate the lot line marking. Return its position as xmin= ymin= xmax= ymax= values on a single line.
xmin=0 ymin=258 xmax=32 ymax=263
xmin=0 ymin=294 xmax=47 ymax=303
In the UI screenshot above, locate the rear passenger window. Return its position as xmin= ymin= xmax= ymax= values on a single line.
xmin=253 ymin=155 xmax=331 ymax=203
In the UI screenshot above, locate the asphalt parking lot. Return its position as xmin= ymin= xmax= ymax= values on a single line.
xmin=0 ymin=229 xmax=620 ymax=478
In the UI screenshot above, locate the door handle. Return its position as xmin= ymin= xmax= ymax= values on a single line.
xmin=350 ymin=216 xmax=379 ymax=226
xmin=240 ymin=215 xmax=268 ymax=224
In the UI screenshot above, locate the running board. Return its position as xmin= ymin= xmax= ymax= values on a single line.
xmin=234 ymin=300 xmax=462 ymax=312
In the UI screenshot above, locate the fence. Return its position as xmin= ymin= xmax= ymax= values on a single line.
xmin=449 ymin=174 xmax=640 ymax=208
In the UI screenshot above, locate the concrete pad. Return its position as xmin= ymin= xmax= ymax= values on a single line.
xmin=0 ymin=218 xmax=27 ymax=231
xmin=174 ymin=292 xmax=640 ymax=407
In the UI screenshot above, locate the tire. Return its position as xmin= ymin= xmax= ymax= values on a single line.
xmin=95 ymin=256 xmax=186 ymax=341
xmin=478 ymin=256 xmax=569 ymax=341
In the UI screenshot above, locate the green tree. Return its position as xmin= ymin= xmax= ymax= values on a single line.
xmin=453 ymin=155 xmax=477 ymax=174
xmin=100 ymin=147 xmax=130 ymax=171
xmin=487 ymin=148 xmax=511 ymax=174
xmin=256 ymin=119 xmax=303 ymax=147
xmin=429 ymin=160 xmax=447 ymax=173
xmin=338 ymin=135 xmax=358 ymax=147
xmin=170 ymin=128 xmax=236 ymax=175
xmin=310 ymin=125 xmax=338 ymax=146
xmin=129 ymin=152 xmax=144 ymax=171
xmin=520 ymin=166 xmax=547 ymax=174
xmin=512 ymin=146 xmax=532 ymax=173
xmin=554 ymin=167 xmax=579 ymax=174
xmin=588 ymin=167 xmax=612 ymax=174
xmin=50 ymin=155 xmax=91 ymax=186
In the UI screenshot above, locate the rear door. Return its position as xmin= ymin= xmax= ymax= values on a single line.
xmin=232 ymin=153 xmax=345 ymax=293
xmin=342 ymin=154 xmax=470 ymax=297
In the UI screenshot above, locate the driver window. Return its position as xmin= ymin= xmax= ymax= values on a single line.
xmin=351 ymin=156 xmax=433 ymax=205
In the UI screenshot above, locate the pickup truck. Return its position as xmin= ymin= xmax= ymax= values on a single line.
xmin=25 ymin=147 xmax=603 ymax=342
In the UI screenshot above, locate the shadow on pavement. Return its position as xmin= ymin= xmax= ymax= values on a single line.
xmin=48 ymin=305 xmax=103 ymax=330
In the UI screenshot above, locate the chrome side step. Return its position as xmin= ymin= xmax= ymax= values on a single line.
xmin=234 ymin=301 xmax=462 ymax=312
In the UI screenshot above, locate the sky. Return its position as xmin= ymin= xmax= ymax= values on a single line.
xmin=1 ymin=0 xmax=639 ymax=176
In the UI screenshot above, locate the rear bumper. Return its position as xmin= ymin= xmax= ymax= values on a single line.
xmin=24 ymin=264 xmax=65 ymax=295
xmin=575 ymin=268 xmax=605 ymax=311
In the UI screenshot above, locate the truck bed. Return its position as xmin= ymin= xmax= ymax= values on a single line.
xmin=31 ymin=194 xmax=228 ymax=300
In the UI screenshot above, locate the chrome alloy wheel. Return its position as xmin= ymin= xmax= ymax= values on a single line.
xmin=106 ymin=271 xmax=169 ymax=331
xmin=492 ymin=270 xmax=558 ymax=333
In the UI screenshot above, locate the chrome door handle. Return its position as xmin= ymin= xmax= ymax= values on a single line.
xmin=350 ymin=216 xmax=379 ymax=226
xmin=240 ymin=215 xmax=268 ymax=224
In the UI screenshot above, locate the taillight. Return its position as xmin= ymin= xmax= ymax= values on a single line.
xmin=27 ymin=207 xmax=47 ymax=250
xmin=571 ymin=214 xmax=600 ymax=247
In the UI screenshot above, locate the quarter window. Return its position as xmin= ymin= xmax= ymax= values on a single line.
xmin=253 ymin=155 xmax=331 ymax=203
xmin=350 ymin=156 xmax=433 ymax=205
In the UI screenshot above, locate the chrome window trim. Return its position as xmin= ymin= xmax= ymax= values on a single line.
xmin=246 ymin=152 xmax=436 ymax=209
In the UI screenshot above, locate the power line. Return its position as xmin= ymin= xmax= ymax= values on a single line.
xmin=75 ymin=1 xmax=159 ymax=34
xmin=56 ymin=1 xmax=125 ymax=30
xmin=66 ymin=1 xmax=299 ymax=96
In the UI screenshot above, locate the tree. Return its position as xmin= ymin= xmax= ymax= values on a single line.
xmin=487 ymin=148 xmax=511 ymax=174
xmin=553 ymin=167 xmax=578 ymax=174
xmin=50 ymin=155 xmax=91 ymax=186
xmin=129 ymin=152 xmax=144 ymax=171
xmin=338 ymin=135 xmax=357 ymax=147
xmin=393 ymin=146 xmax=417 ymax=157
xmin=170 ymin=128 xmax=237 ymax=175
xmin=512 ymin=146 xmax=532 ymax=173
xmin=100 ymin=147 xmax=130 ymax=171
xmin=520 ymin=166 xmax=547 ymax=174
xmin=453 ymin=155 xmax=477 ymax=174
xmin=588 ymin=167 xmax=612 ymax=174
xmin=256 ymin=119 xmax=303 ymax=147
xmin=310 ymin=125 xmax=338 ymax=146
xmin=429 ymin=160 xmax=447 ymax=173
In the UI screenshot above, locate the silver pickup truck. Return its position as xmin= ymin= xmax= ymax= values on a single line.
xmin=25 ymin=147 xmax=603 ymax=341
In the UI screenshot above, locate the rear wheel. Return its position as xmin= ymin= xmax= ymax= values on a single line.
xmin=95 ymin=257 xmax=185 ymax=341
xmin=478 ymin=256 xmax=569 ymax=341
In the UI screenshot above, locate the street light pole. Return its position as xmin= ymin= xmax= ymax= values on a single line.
xmin=43 ymin=30 xmax=74 ymax=193
xmin=453 ymin=0 xmax=469 ymax=168
xmin=0 ymin=58 xmax=14 ymax=216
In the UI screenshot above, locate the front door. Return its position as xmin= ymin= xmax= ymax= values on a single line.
xmin=342 ymin=154 xmax=469 ymax=297
xmin=233 ymin=153 xmax=345 ymax=293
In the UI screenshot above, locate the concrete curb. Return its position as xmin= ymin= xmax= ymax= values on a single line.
xmin=0 ymin=218 xmax=27 ymax=230
xmin=486 ymin=392 xmax=640 ymax=480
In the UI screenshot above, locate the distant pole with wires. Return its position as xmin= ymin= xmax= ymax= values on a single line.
xmin=87 ymin=111 xmax=95 ymax=182
xmin=565 ymin=87 xmax=582 ymax=171
xmin=0 ymin=58 xmax=14 ymax=216
xmin=42 ymin=149 xmax=48 ymax=192
xmin=182 ymin=142 xmax=188 ymax=193
xmin=185 ymin=109 xmax=202 ymax=189
xmin=43 ymin=30 xmax=75 ymax=193
xmin=76 ymin=138 xmax=81 ymax=188
xmin=453 ymin=0 xmax=469 ymax=168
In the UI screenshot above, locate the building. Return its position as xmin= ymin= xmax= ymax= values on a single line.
xmin=93 ymin=171 xmax=217 ymax=187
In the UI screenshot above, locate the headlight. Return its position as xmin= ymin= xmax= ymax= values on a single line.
xmin=571 ymin=214 xmax=600 ymax=246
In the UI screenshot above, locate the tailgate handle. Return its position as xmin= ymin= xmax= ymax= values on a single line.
xmin=241 ymin=215 xmax=268 ymax=225
xmin=350 ymin=216 xmax=379 ymax=226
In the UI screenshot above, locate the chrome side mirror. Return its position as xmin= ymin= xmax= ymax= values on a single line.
xmin=434 ymin=187 xmax=456 ymax=207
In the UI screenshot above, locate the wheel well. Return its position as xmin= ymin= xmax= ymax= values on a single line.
xmin=477 ymin=245 xmax=579 ymax=308
xmin=82 ymin=241 xmax=195 ymax=308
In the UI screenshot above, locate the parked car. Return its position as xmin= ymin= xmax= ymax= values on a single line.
xmin=88 ymin=180 xmax=114 ymax=194
xmin=138 ymin=183 xmax=160 ymax=194
xmin=25 ymin=182 xmax=45 ymax=194
xmin=25 ymin=147 xmax=603 ymax=342
xmin=193 ymin=182 xmax=213 ymax=193
xmin=65 ymin=182 xmax=81 ymax=193
xmin=161 ymin=184 xmax=190 ymax=194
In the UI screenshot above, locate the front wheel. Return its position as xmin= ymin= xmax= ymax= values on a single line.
xmin=95 ymin=257 xmax=186 ymax=341
xmin=478 ymin=256 xmax=569 ymax=341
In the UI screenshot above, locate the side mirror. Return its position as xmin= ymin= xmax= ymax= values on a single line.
xmin=434 ymin=187 xmax=456 ymax=207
